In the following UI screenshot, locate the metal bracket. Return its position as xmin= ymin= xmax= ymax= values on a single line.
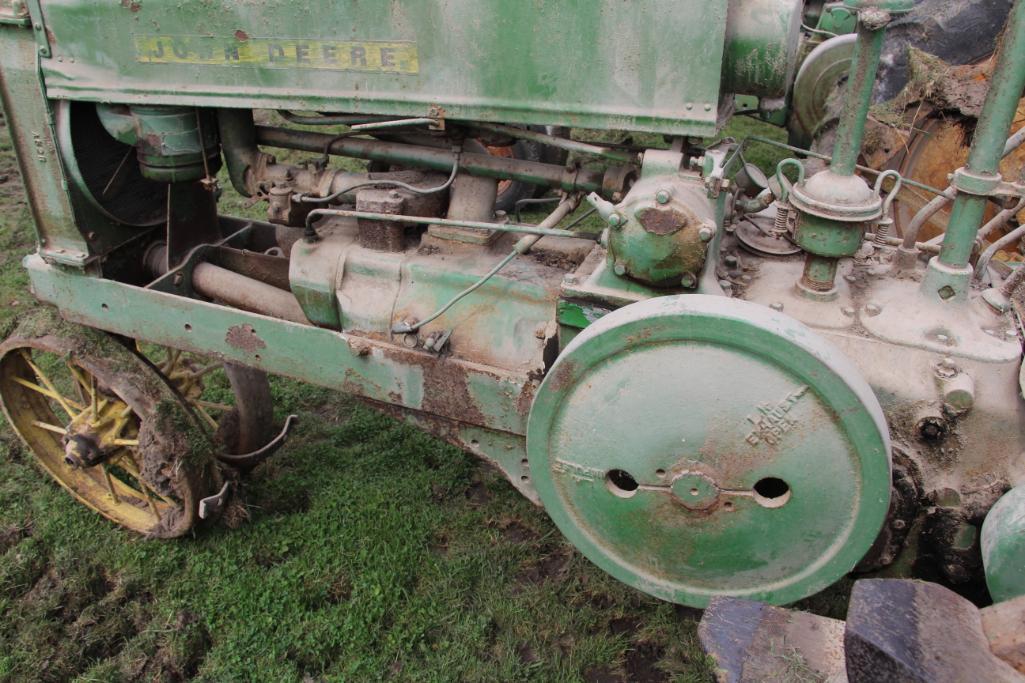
xmin=198 ymin=482 xmax=231 ymax=520
xmin=0 ymin=0 xmax=30 ymax=26
xmin=23 ymin=0 xmax=50 ymax=57
xmin=215 ymin=414 xmax=298 ymax=470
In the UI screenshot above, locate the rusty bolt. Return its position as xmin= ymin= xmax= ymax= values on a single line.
xmin=865 ymin=303 xmax=882 ymax=316
xmin=769 ymin=302 xmax=784 ymax=312
xmin=401 ymin=333 xmax=419 ymax=349
xmin=655 ymin=189 xmax=672 ymax=205
xmin=917 ymin=415 xmax=948 ymax=443
xmin=680 ymin=272 xmax=697 ymax=289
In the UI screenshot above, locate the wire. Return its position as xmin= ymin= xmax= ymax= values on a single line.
xmin=297 ymin=154 xmax=461 ymax=208
xmin=391 ymin=198 xmax=578 ymax=334
xmin=392 ymin=251 xmax=518 ymax=334
xmin=278 ymin=111 xmax=387 ymax=126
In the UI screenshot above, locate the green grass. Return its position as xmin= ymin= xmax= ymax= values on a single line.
xmin=0 ymin=113 xmax=828 ymax=683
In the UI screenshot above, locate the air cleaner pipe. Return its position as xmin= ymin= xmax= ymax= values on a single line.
xmin=934 ymin=0 xmax=1025 ymax=272
xmin=829 ymin=6 xmax=892 ymax=177
xmin=255 ymin=125 xmax=608 ymax=195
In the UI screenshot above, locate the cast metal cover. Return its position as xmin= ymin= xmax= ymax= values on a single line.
xmin=527 ymin=295 xmax=891 ymax=606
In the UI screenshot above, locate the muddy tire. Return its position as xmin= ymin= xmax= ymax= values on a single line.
xmin=0 ymin=309 xmax=219 ymax=538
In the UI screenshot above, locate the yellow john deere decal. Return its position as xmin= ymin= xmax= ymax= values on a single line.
xmin=133 ymin=35 xmax=419 ymax=74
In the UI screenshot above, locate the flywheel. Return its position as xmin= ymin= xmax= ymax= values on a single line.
xmin=527 ymin=295 xmax=892 ymax=607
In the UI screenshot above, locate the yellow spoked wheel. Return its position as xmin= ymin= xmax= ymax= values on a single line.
xmin=0 ymin=315 xmax=219 ymax=537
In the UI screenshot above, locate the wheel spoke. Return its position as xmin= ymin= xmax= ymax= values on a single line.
xmin=112 ymin=451 xmax=177 ymax=507
xmin=31 ymin=419 xmax=68 ymax=435
xmin=12 ymin=376 xmax=84 ymax=416
xmin=66 ymin=363 xmax=94 ymax=399
xmin=101 ymin=465 xmax=121 ymax=504
xmin=194 ymin=404 xmax=220 ymax=430
xmin=20 ymin=351 xmax=85 ymax=419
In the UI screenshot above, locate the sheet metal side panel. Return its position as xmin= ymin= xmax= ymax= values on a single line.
xmin=37 ymin=0 xmax=728 ymax=136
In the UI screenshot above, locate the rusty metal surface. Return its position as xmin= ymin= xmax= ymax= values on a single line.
xmin=26 ymin=254 xmax=534 ymax=436
xmin=192 ymin=263 xmax=308 ymax=324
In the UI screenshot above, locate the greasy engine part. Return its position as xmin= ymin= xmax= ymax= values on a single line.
xmin=1 ymin=0 xmax=1025 ymax=615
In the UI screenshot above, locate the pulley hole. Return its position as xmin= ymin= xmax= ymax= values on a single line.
xmin=753 ymin=477 xmax=791 ymax=508
xmin=100 ymin=303 xmax=109 ymax=311
xmin=655 ymin=469 xmax=666 ymax=479
xmin=606 ymin=469 xmax=639 ymax=498
xmin=723 ymin=501 xmax=734 ymax=511
xmin=184 ymin=323 xmax=192 ymax=332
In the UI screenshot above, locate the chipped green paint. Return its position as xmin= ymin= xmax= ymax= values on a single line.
xmin=36 ymin=0 xmax=792 ymax=137
xmin=528 ymin=295 xmax=892 ymax=607
xmin=982 ymin=484 xmax=1025 ymax=602
xmin=24 ymin=255 xmax=532 ymax=436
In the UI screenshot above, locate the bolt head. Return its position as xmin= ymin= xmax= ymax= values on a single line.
xmin=865 ymin=303 xmax=881 ymax=316
xmin=724 ymin=255 xmax=738 ymax=268
xmin=680 ymin=272 xmax=697 ymax=289
xmin=698 ymin=226 xmax=714 ymax=242
xmin=769 ymin=302 xmax=784 ymax=312
xmin=655 ymin=189 xmax=672 ymax=205
xmin=613 ymin=261 xmax=627 ymax=277
xmin=607 ymin=213 xmax=624 ymax=229
xmin=841 ymin=306 xmax=855 ymax=317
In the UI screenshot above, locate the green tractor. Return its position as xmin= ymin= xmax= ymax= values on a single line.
xmin=1 ymin=0 xmax=1024 ymax=639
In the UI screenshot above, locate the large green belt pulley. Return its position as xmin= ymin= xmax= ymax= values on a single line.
xmin=527 ymin=295 xmax=891 ymax=607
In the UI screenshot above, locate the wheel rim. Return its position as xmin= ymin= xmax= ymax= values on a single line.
xmin=894 ymin=107 xmax=1025 ymax=242
xmin=0 ymin=345 xmax=189 ymax=534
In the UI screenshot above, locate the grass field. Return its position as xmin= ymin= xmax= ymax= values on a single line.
xmin=0 ymin=112 xmax=844 ymax=682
